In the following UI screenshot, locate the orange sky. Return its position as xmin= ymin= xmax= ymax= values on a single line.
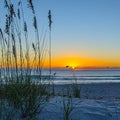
xmin=1 ymin=55 xmax=120 ymax=69
xmin=43 ymin=57 xmax=120 ymax=69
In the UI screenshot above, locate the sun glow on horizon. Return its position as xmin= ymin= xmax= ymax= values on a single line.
xmin=1 ymin=56 xmax=120 ymax=69
xmin=42 ymin=56 xmax=120 ymax=69
xmin=51 ymin=57 xmax=82 ymax=68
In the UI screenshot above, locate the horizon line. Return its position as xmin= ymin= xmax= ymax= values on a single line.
xmin=43 ymin=66 xmax=120 ymax=70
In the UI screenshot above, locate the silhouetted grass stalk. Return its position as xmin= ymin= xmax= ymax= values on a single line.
xmin=66 ymin=66 xmax=80 ymax=98
xmin=0 ymin=0 xmax=52 ymax=119
xmin=62 ymin=96 xmax=73 ymax=120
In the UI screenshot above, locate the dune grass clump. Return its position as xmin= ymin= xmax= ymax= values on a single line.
xmin=72 ymin=83 xmax=81 ymax=98
xmin=0 ymin=0 xmax=52 ymax=119
xmin=61 ymin=83 xmax=74 ymax=120
xmin=66 ymin=66 xmax=81 ymax=98
xmin=62 ymin=95 xmax=74 ymax=120
xmin=5 ymin=80 xmax=49 ymax=119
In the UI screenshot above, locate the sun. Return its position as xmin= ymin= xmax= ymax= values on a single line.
xmin=66 ymin=62 xmax=79 ymax=69
xmin=47 ymin=57 xmax=82 ymax=68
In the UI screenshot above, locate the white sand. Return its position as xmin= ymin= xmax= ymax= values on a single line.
xmin=38 ymin=83 xmax=120 ymax=120
xmin=51 ymin=83 xmax=120 ymax=99
xmin=2 ymin=83 xmax=120 ymax=120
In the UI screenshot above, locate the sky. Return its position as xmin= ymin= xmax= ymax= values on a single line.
xmin=0 ymin=0 xmax=120 ymax=68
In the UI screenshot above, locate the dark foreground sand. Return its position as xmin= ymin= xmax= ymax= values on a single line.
xmin=51 ymin=83 xmax=120 ymax=99
xmin=2 ymin=83 xmax=120 ymax=120
xmin=39 ymin=83 xmax=120 ymax=120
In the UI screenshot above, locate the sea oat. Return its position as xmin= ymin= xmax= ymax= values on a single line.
xmin=48 ymin=10 xmax=52 ymax=31
xmin=27 ymin=0 xmax=35 ymax=14
xmin=33 ymin=16 xmax=37 ymax=30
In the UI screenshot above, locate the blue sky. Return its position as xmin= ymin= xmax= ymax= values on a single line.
xmin=36 ymin=0 xmax=120 ymax=63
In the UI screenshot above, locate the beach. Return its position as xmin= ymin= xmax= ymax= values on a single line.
xmin=1 ymin=78 xmax=120 ymax=119
xmin=1 ymin=70 xmax=120 ymax=119
xmin=36 ymin=83 xmax=120 ymax=120
xmin=52 ymin=83 xmax=120 ymax=99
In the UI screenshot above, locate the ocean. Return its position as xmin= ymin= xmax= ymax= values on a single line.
xmin=41 ymin=69 xmax=120 ymax=84
xmin=1 ymin=69 xmax=120 ymax=85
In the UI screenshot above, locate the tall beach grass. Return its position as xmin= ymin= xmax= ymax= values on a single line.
xmin=0 ymin=0 xmax=52 ymax=119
